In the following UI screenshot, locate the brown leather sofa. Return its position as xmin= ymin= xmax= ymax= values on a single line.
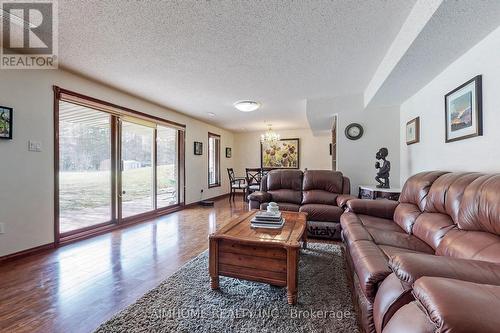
xmin=248 ymin=169 xmax=354 ymax=239
xmin=341 ymin=171 xmax=500 ymax=332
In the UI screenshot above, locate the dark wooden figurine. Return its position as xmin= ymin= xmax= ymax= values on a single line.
xmin=375 ymin=147 xmax=390 ymax=188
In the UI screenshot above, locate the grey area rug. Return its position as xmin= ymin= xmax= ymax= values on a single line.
xmin=95 ymin=243 xmax=360 ymax=333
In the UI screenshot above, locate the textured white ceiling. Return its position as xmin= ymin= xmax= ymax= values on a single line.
xmin=58 ymin=0 xmax=415 ymax=131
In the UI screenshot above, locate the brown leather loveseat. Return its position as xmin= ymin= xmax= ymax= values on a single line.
xmin=341 ymin=171 xmax=500 ymax=333
xmin=248 ymin=169 xmax=354 ymax=239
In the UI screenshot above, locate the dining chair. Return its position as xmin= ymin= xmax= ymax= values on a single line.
xmin=227 ymin=168 xmax=246 ymax=202
xmin=261 ymin=167 xmax=273 ymax=177
xmin=245 ymin=168 xmax=263 ymax=197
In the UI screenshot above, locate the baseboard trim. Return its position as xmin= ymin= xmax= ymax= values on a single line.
xmin=0 ymin=193 xmax=232 ymax=262
xmin=0 ymin=242 xmax=56 ymax=263
xmin=184 ymin=193 xmax=231 ymax=209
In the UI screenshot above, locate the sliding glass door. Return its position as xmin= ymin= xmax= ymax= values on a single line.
xmin=157 ymin=125 xmax=179 ymax=208
xmin=56 ymin=91 xmax=184 ymax=239
xmin=58 ymin=101 xmax=113 ymax=233
xmin=120 ymin=120 xmax=155 ymax=218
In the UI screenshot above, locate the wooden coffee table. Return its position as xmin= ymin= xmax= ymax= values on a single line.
xmin=208 ymin=210 xmax=307 ymax=305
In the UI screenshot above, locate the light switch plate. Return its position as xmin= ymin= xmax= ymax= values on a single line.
xmin=28 ymin=140 xmax=42 ymax=152
xmin=0 ymin=223 xmax=5 ymax=234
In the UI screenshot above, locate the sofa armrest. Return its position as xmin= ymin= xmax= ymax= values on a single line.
xmin=248 ymin=191 xmax=272 ymax=204
xmin=346 ymin=199 xmax=399 ymax=220
xmin=411 ymin=277 xmax=500 ymax=333
xmin=336 ymin=194 xmax=357 ymax=209
xmin=342 ymin=176 xmax=351 ymax=194
xmin=389 ymin=253 xmax=500 ymax=288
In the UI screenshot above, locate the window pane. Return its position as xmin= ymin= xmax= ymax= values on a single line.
xmin=157 ymin=126 xmax=178 ymax=208
xmin=208 ymin=134 xmax=220 ymax=186
xmin=59 ymin=101 xmax=112 ymax=233
xmin=121 ymin=121 xmax=154 ymax=218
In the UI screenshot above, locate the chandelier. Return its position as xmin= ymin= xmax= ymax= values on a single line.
xmin=260 ymin=124 xmax=280 ymax=143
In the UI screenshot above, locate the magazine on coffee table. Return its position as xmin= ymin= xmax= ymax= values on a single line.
xmin=254 ymin=211 xmax=282 ymax=222
xmin=250 ymin=218 xmax=285 ymax=229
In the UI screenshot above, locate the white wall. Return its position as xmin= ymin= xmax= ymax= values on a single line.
xmin=0 ymin=69 xmax=234 ymax=257
xmin=400 ymin=26 xmax=500 ymax=184
xmin=307 ymin=96 xmax=401 ymax=193
xmin=233 ymin=128 xmax=332 ymax=175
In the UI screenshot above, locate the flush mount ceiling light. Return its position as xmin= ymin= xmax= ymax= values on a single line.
xmin=207 ymin=112 xmax=216 ymax=117
xmin=233 ymin=100 xmax=261 ymax=112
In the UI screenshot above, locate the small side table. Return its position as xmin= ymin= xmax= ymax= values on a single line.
xmin=358 ymin=185 xmax=401 ymax=201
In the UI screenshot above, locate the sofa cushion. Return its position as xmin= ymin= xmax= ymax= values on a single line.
xmin=389 ymin=252 xmax=500 ymax=287
xmin=267 ymin=189 xmax=302 ymax=205
xmin=393 ymin=203 xmax=421 ymax=234
xmin=299 ymin=204 xmax=343 ymax=222
xmin=302 ymin=190 xmax=338 ymax=205
xmin=340 ymin=212 xmax=433 ymax=254
xmin=424 ymin=172 xmax=484 ymax=220
xmin=436 ymin=229 xmax=500 ymax=263
xmin=357 ymin=214 xmax=405 ymax=233
xmin=399 ymin=171 xmax=449 ymax=211
xmin=266 ymin=169 xmax=303 ymax=191
xmin=378 ymin=245 xmax=422 ymax=258
xmin=302 ymin=170 xmax=344 ymax=205
xmin=382 ymin=301 xmax=436 ymax=333
xmin=457 ymin=174 xmax=500 ymax=235
xmin=365 ymin=227 xmax=434 ymax=254
xmin=303 ymin=170 xmax=343 ymax=193
xmin=260 ymin=202 xmax=300 ymax=212
xmin=411 ymin=213 xmax=455 ymax=250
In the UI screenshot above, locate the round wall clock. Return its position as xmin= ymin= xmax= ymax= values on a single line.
xmin=345 ymin=123 xmax=364 ymax=140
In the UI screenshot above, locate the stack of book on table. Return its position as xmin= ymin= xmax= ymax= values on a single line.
xmin=250 ymin=211 xmax=285 ymax=229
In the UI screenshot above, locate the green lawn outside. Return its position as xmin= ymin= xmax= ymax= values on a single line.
xmin=60 ymin=165 xmax=176 ymax=211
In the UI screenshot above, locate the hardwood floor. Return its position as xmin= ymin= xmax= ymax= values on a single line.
xmin=0 ymin=197 xmax=248 ymax=333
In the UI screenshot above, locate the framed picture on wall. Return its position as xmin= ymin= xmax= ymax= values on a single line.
xmin=406 ymin=116 xmax=420 ymax=145
xmin=225 ymin=147 xmax=232 ymax=158
xmin=445 ymin=75 xmax=482 ymax=143
xmin=0 ymin=106 xmax=13 ymax=140
xmin=194 ymin=141 xmax=203 ymax=155
xmin=260 ymin=138 xmax=299 ymax=169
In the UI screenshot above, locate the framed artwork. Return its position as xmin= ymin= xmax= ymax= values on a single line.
xmin=445 ymin=75 xmax=482 ymax=143
xmin=194 ymin=141 xmax=203 ymax=155
xmin=0 ymin=106 xmax=13 ymax=140
xmin=260 ymin=138 xmax=299 ymax=169
xmin=225 ymin=147 xmax=232 ymax=158
xmin=406 ymin=117 xmax=420 ymax=145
